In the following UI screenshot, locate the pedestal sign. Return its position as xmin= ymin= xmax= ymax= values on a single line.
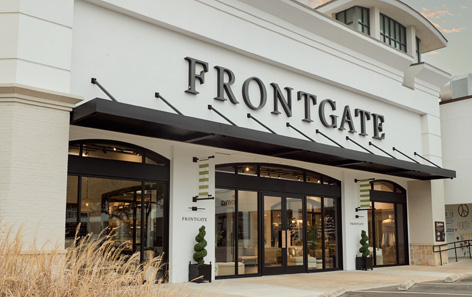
xmin=435 ymin=221 xmax=445 ymax=242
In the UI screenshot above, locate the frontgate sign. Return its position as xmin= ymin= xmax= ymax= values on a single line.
xmin=184 ymin=56 xmax=386 ymax=140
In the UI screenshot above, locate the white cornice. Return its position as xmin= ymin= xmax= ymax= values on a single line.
xmin=0 ymin=84 xmax=82 ymax=111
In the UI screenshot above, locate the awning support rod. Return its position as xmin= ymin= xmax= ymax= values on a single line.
xmin=393 ymin=147 xmax=420 ymax=164
xmin=286 ymin=123 xmax=315 ymax=142
xmin=91 ymin=78 xmax=118 ymax=102
xmin=155 ymin=92 xmax=183 ymax=115
xmin=208 ymin=105 xmax=237 ymax=126
xmin=369 ymin=142 xmax=397 ymax=159
xmin=346 ymin=136 xmax=374 ymax=154
xmin=414 ymin=152 xmax=441 ymax=168
xmin=247 ymin=113 xmax=277 ymax=134
xmin=316 ymin=129 xmax=344 ymax=148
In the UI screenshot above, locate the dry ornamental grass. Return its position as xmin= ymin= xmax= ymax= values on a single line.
xmin=0 ymin=226 xmax=190 ymax=297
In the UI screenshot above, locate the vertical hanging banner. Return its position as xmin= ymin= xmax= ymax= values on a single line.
xmin=198 ymin=158 xmax=211 ymax=197
xmin=358 ymin=179 xmax=371 ymax=208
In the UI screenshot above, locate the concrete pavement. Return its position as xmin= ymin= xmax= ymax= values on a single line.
xmin=180 ymin=259 xmax=472 ymax=297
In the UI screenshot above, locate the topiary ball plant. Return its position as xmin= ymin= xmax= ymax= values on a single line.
xmin=359 ymin=230 xmax=370 ymax=258
xmin=193 ymin=225 xmax=208 ymax=265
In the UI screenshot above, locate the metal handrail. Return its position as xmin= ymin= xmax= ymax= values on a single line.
xmin=432 ymin=240 xmax=472 ymax=265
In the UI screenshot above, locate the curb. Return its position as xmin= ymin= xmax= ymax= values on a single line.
xmin=445 ymin=274 xmax=467 ymax=283
xmin=398 ymin=279 xmax=415 ymax=291
xmin=318 ymin=288 xmax=346 ymax=297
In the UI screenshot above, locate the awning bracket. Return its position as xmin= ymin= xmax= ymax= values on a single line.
xmin=316 ymin=129 xmax=344 ymax=148
xmin=91 ymin=78 xmax=118 ymax=102
xmin=247 ymin=113 xmax=277 ymax=134
xmin=369 ymin=142 xmax=396 ymax=159
xmin=414 ymin=152 xmax=441 ymax=168
xmin=393 ymin=147 xmax=419 ymax=164
xmin=208 ymin=105 xmax=238 ymax=126
xmin=286 ymin=123 xmax=316 ymax=142
xmin=155 ymin=92 xmax=183 ymax=115
xmin=346 ymin=136 xmax=374 ymax=154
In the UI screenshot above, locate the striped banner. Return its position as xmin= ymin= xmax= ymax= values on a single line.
xmin=358 ymin=179 xmax=371 ymax=208
xmin=198 ymin=158 xmax=210 ymax=197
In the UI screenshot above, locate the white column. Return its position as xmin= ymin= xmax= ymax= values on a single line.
xmin=407 ymin=179 xmax=446 ymax=265
xmin=168 ymin=145 xmax=215 ymax=283
xmin=0 ymin=85 xmax=81 ymax=250
xmin=369 ymin=7 xmax=380 ymax=40
xmin=341 ymin=171 xmax=370 ymax=270
xmin=406 ymin=26 xmax=416 ymax=59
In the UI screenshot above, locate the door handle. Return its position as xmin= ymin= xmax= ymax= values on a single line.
xmin=281 ymin=230 xmax=286 ymax=248
xmin=287 ymin=230 xmax=291 ymax=248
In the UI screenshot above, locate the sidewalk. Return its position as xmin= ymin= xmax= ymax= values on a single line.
xmin=182 ymin=259 xmax=472 ymax=297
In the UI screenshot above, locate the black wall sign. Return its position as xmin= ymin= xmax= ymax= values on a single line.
xmin=184 ymin=56 xmax=385 ymax=140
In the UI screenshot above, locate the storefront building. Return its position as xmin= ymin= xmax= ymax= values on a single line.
xmin=0 ymin=0 xmax=455 ymax=283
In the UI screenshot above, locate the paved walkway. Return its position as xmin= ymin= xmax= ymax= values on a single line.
xmin=180 ymin=259 xmax=472 ymax=297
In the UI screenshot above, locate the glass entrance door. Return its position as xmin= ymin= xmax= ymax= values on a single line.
xmin=368 ymin=181 xmax=408 ymax=266
xmin=263 ymin=193 xmax=304 ymax=274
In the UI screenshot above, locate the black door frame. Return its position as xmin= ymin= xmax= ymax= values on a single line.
xmin=369 ymin=182 xmax=409 ymax=267
xmin=215 ymin=163 xmax=343 ymax=279
xmin=261 ymin=192 xmax=306 ymax=275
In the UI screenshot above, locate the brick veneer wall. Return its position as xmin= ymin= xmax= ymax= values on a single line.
xmin=0 ymin=84 xmax=81 ymax=251
xmin=410 ymin=244 xmax=448 ymax=266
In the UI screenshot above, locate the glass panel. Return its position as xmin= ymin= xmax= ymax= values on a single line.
xmin=345 ymin=7 xmax=354 ymax=25
xmin=324 ymin=198 xmax=338 ymax=269
xmin=286 ymin=197 xmax=304 ymax=267
xmin=65 ymin=175 xmax=80 ymax=248
xmin=237 ymin=164 xmax=258 ymax=176
xmin=82 ymin=177 xmax=141 ymax=255
xmin=396 ymin=204 xmax=406 ymax=264
xmin=68 ymin=143 xmax=80 ymax=156
xmin=336 ymin=11 xmax=345 ymax=22
xmin=306 ymin=171 xmax=322 ymax=184
xmin=237 ymin=191 xmax=258 ymax=275
xmin=264 ymin=195 xmax=282 ymax=268
xmin=215 ymin=164 xmax=235 ymax=174
xmin=81 ymin=143 xmax=144 ymax=163
xmin=373 ymin=181 xmax=395 ymax=192
xmin=260 ymin=165 xmax=303 ymax=181
xmin=373 ymin=202 xmax=396 ymax=265
xmin=143 ymin=183 xmax=166 ymax=260
xmin=380 ymin=16 xmax=384 ymax=33
xmin=307 ymin=197 xmax=322 ymax=270
xmin=215 ymin=189 xmax=236 ymax=276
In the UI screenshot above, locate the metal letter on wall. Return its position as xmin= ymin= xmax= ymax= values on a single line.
xmin=319 ymin=99 xmax=338 ymax=128
xmin=338 ymin=105 xmax=356 ymax=133
xmin=271 ymin=83 xmax=293 ymax=117
xmin=297 ymin=91 xmax=317 ymax=123
xmin=214 ymin=65 xmax=239 ymax=104
xmin=185 ymin=57 xmax=209 ymax=95
xmin=242 ymin=77 xmax=267 ymax=110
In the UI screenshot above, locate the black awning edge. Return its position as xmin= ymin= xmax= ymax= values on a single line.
xmin=71 ymin=98 xmax=456 ymax=181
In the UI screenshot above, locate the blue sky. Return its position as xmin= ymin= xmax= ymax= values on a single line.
xmin=298 ymin=0 xmax=471 ymax=76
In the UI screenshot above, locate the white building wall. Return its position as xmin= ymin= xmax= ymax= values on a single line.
xmin=441 ymin=99 xmax=472 ymax=205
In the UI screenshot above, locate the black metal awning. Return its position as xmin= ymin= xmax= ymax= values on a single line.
xmin=70 ymin=98 xmax=456 ymax=180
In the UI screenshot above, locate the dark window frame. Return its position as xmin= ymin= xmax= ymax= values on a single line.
xmin=380 ymin=13 xmax=407 ymax=53
xmin=66 ymin=140 xmax=170 ymax=266
xmin=336 ymin=6 xmax=370 ymax=35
